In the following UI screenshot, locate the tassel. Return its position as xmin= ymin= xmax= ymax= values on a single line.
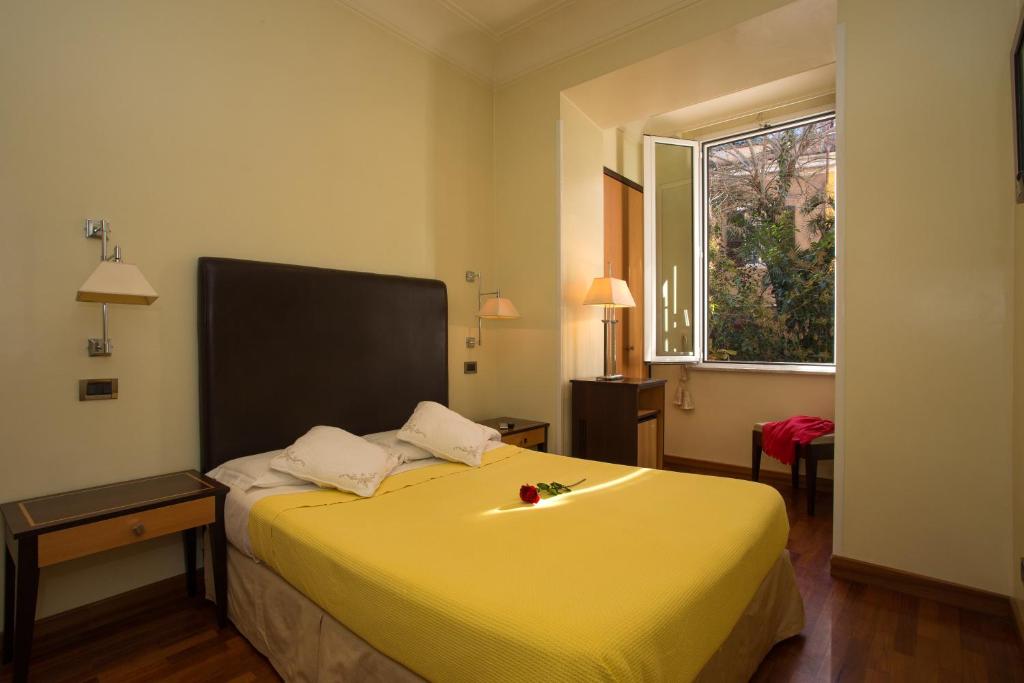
xmin=676 ymin=365 xmax=695 ymax=410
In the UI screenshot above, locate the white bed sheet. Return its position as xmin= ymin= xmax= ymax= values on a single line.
xmin=218 ymin=444 xmax=506 ymax=557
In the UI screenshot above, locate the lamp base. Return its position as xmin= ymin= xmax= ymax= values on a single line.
xmin=595 ymin=373 xmax=623 ymax=381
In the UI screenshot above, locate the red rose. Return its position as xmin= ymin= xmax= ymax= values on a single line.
xmin=519 ymin=484 xmax=540 ymax=504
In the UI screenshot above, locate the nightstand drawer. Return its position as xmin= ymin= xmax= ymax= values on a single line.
xmin=502 ymin=427 xmax=546 ymax=449
xmin=37 ymin=497 xmax=215 ymax=567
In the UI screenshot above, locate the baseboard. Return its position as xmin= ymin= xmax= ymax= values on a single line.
xmin=664 ymin=453 xmax=833 ymax=493
xmin=830 ymin=555 xmax=1011 ymax=618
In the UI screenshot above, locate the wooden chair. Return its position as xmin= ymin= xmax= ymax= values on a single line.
xmin=751 ymin=422 xmax=834 ymax=515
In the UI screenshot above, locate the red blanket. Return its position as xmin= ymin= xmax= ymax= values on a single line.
xmin=761 ymin=416 xmax=834 ymax=465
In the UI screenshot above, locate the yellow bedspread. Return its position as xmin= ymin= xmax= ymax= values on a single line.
xmin=249 ymin=446 xmax=790 ymax=682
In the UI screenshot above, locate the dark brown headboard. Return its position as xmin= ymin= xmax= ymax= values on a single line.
xmin=198 ymin=257 xmax=448 ymax=472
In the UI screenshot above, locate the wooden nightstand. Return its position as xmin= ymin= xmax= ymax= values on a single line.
xmin=478 ymin=417 xmax=549 ymax=452
xmin=571 ymin=377 xmax=667 ymax=468
xmin=1 ymin=471 xmax=229 ymax=683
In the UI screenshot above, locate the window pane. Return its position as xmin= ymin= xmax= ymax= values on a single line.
xmin=653 ymin=142 xmax=696 ymax=357
xmin=706 ymin=117 xmax=836 ymax=364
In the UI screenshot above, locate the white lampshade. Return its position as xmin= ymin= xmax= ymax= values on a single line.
xmin=76 ymin=260 xmax=159 ymax=305
xmin=583 ymin=276 xmax=635 ymax=308
xmin=479 ymin=296 xmax=520 ymax=319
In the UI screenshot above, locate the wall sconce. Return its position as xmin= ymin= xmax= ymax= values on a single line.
xmin=465 ymin=271 xmax=518 ymax=348
xmin=76 ymin=219 xmax=158 ymax=356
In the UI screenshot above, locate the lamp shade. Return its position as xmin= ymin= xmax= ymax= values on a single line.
xmin=478 ymin=296 xmax=519 ymax=319
xmin=76 ymin=261 xmax=159 ymax=305
xmin=583 ymin=276 xmax=635 ymax=308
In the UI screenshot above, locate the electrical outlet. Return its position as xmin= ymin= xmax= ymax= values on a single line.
xmin=464 ymin=361 xmax=478 ymax=374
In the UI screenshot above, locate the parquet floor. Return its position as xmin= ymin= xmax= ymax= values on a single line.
xmin=2 ymin=478 xmax=1021 ymax=681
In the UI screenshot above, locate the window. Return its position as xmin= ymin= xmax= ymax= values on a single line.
xmin=644 ymin=113 xmax=836 ymax=367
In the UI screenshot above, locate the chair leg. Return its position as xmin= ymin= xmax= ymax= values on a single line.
xmin=806 ymin=454 xmax=818 ymax=516
xmin=791 ymin=447 xmax=800 ymax=491
xmin=751 ymin=431 xmax=762 ymax=482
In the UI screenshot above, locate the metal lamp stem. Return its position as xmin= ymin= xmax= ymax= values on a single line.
xmin=85 ymin=219 xmax=114 ymax=356
xmin=599 ymin=305 xmax=622 ymax=381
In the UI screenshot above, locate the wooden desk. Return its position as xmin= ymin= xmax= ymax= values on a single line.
xmin=477 ymin=417 xmax=549 ymax=452
xmin=1 ymin=471 xmax=229 ymax=682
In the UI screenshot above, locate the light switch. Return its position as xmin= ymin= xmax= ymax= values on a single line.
xmin=79 ymin=378 xmax=118 ymax=401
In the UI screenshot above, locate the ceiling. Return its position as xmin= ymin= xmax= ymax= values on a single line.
xmin=334 ymin=0 xmax=709 ymax=85
xmin=562 ymin=0 xmax=836 ymax=129
xmin=441 ymin=0 xmax=574 ymax=37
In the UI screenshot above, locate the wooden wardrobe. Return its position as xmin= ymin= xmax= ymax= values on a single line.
xmin=603 ymin=168 xmax=644 ymax=378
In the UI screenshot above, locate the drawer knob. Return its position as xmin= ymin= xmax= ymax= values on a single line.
xmin=131 ymin=522 xmax=146 ymax=537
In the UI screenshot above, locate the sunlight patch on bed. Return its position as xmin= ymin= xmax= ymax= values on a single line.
xmin=483 ymin=469 xmax=650 ymax=515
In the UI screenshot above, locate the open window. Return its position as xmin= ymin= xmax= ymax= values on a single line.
xmin=643 ymin=136 xmax=702 ymax=363
xmin=643 ymin=114 xmax=836 ymax=368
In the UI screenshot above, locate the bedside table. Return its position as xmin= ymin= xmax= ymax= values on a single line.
xmin=1 ymin=470 xmax=229 ymax=683
xmin=571 ymin=377 xmax=666 ymax=468
xmin=478 ymin=417 xmax=549 ymax=452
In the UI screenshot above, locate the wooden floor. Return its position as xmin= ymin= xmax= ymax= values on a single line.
xmin=750 ymin=483 xmax=1024 ymax=682
xmin=2 ymin=479 xmax=1022 ymax=682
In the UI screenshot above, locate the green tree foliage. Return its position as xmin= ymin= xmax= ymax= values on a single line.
xmin=706 ymin=119 xmax=836 ymax=363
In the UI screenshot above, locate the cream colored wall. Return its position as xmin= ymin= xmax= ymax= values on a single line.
xmin=837 ymin=0 xmax=1017 ymax=594
xmin=602 ymin=116 xmax=836 ymax=480
xmin=603 ymin=126 xmax=644 ymax=185
xmin=1013 ymin=0 xmax=1024 ymax=640
xmin=493 ymin=0 xmax=798 ymax=451
xmin=1014 ymin=198 xmax=1024 ymax=622
xmin=653 ymin=367 xmax=834 ymax=476
xmin=559 ymin=96 xmax=606 ymax=453
xmin=0 ymin=0 xmax=495 ymax=617
xmin=501 ymin=0 xmax=1018 ymax=598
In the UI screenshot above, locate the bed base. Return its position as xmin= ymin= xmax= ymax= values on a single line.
xmin=205 ymin=540 xmax=803 ymax=682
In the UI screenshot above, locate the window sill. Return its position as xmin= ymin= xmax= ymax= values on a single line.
xmin=654 ymin=361 xmax=835 ymax=376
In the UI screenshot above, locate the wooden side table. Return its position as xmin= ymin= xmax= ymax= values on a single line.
xmin=478 ymin=417 xmax=549 ymax=452
xmin=570 ymin=377 xmax=666 ymax=468
xmin=1 ymin=470 xmax=229 ymax=682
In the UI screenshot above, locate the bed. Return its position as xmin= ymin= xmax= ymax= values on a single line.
xmin=197 ymin=257 xmax=803 ymax=682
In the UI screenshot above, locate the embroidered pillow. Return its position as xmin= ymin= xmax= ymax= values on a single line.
xmin=363 ymin=429 xmax=434 ymax=462
xmin=271 ymin=426 xmax=399 ymax=497
xmin=396 ymin=401 xmax=501 ymax=467
xmin=207 ymin=450 xmax=308 ymax=491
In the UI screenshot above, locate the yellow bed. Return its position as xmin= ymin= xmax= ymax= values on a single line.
xmin=247 ymin=445 xmax=795 ymax=681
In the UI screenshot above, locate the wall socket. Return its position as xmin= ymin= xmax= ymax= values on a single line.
xmin=463 ymin=361 xmax=478 ymax=374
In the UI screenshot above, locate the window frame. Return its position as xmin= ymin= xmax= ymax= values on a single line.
xmin=643 ymin=135 xmax=703 ymax=364
xmin=644 ymin=111 xmax=837 ymax=370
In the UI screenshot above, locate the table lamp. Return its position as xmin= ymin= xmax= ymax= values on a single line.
xmin=583 ymin=274 xmax=635 ymax=380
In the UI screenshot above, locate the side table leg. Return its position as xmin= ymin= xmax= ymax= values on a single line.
xmin=210 ymin=497 xmax=228 ymax=628
xmin=182 ymin=528 xmax=197 ymax=597
xmin=12 ymin=536 xmax=38 ymax=683
xmin=3 ymin=538 xmax=14 ymax=665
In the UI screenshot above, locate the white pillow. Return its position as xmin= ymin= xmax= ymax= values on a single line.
xmin=363 ymin=430 xmax=434 ymax=463
xmin=271 ymin=426 xmax=400 ymax=497
xmin=396 ymin=401 xmax=501 ymax=467
xmin=207 ymin=450 xmax=308 ymax=491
